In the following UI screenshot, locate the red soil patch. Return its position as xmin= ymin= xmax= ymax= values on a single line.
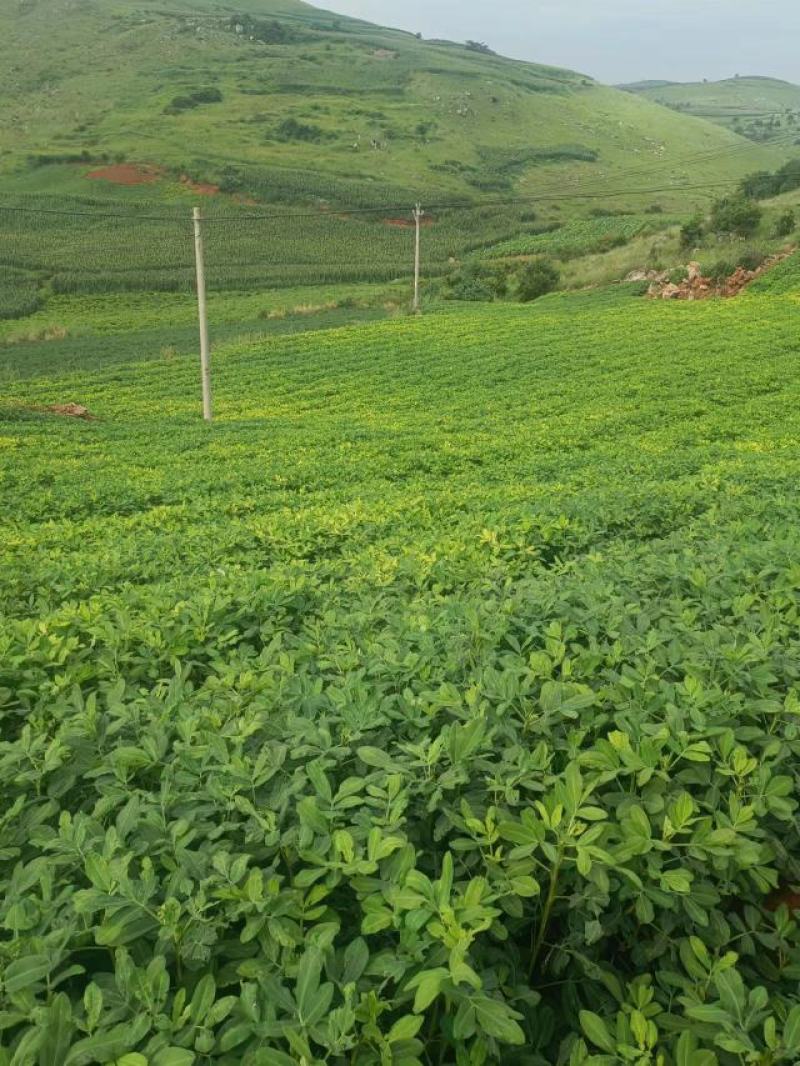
xmin=86 ymin=163 xmax=164 ymax=185
xmin=41 ymin=403 xmax=95 ymax=420
xmin=384 ymin=216 xmax=435 ymax=228
xmin=180 ymin=174 xmax=220 ymax=196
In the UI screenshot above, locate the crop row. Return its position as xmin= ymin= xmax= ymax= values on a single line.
xmin=0 ymin=196 xmax=551 ymax=303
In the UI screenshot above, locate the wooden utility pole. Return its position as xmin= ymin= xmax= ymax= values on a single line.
xmin=412 ymin=202 xmax=424 ymax=314
xmin=192 ymin=206 xmax=213 ymax=422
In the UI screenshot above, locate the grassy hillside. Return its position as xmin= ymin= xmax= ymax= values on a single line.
xmin=0 ymin=0 xmax=792 ymax=309
xmin=0 ymin=0 xmax=787 ymax=211
xmin=2 ymin=270 xmax=800 ymax=1061
xmin=621 ymin=76 xmax=800 ymax=143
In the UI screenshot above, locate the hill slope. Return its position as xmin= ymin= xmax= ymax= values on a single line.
xmin=0 ymin=0 xmax=787 ymax=210
xmin=621 ymin=76 xmax=800 ymax=143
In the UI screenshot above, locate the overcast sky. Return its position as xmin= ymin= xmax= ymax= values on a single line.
xmin=323 ymin=1 xmax=800 ymax=85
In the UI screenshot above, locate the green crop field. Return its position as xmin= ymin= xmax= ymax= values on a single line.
xmin=483 ymin=216 xmax=660 ymax=260
xmin=3 ymin=0 xmax=800 ymax=1063
xmin=2 ymin=263 xmax=800 ymax=1063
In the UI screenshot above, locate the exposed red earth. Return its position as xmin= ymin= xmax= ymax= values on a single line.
xmin=86 ymin=163 xmax=164 ymax=185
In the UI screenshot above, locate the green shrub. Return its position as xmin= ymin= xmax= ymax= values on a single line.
xmin=740 ymin=158 xmax=800 ymax=199
xmin=465 ymin=39 xmax=495 ymax=54
xmin=274 ymin=117 xmax=327 ymax=143
xmin=227 ymin=15 xmax=299 ymax=44
xmin=517 ymin=259 xmax=560 ymax=302
xmin=738 ymin=248 xmax=766 ymax=272
xmin=669 ymin=266 xmax=689 ymax=285
xmin=775 ymin=210 xmax=796 ymax=238
xmin=705 ymin=258 xmax=736 ymax=283
xmin=164 ymin=88 xmax=223 ymax=114
xmin=710 ymin=196 xmax=762 ymax=237
xmin=443 ymin=263 xmax=508 ymax=302
xmin=680 ymin=215 xmax=704 ymax=248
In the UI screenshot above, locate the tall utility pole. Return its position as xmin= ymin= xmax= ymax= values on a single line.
xmin=192 ymin=206 xmax=213 ymax=422
xmin=412 ymin=202 xmax=424 ymax=314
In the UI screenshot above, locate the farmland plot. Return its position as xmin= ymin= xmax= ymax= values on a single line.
xmin=1 ymin=288 xmax=800 ymax=1064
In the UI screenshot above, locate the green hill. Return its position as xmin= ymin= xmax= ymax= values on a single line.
xmin=0 ymin=0 xmax=788 ymax=211
xmin=621 ymin=75 xmax=800 ymax=143
xmin=0 ymin=0 xmax=793 ymax=306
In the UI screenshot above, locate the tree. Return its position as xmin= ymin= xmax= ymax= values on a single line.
xmin=465 ymin=40 xmax=495 ymax=55
xmin=775 ymin=209 xmax=796 ymax=238
xmin=680 ymin=214 xmax=704 ymax=248
xmin=709 ymin=195 xmax=762 ymax=237
xmin=517 ymin=260 xmax=560 ymax=303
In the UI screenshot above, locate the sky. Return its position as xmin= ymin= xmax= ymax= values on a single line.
xmin=322 ymin=1 xmax=800 ymax=85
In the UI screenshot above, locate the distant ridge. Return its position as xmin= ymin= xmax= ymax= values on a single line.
xmin=622 ymin=75 xmax=800 ymax=142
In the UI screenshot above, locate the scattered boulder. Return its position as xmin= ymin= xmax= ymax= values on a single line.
xmin=660 ymin=283 xmax=682 ymax=300
xmin=625 ymin=269 xmax=669 ymax=284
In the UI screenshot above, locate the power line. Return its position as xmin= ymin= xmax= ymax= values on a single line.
xmin=0 ymin=179 xmax=763 ymax=224
xmin=210 ymin=127 xmax=799 ymax=207
xmin=0 ymin=131 xmax=798 ymax=225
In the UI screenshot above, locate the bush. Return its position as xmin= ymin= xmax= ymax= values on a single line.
xmin=228 ymin=15 xmax=298 ymax=44
xmin=775 ymin=209 xmax=796 ymax=237
xmin=668 ymin=266 xmax=689 ymax=285
xmin=680 ymin=215 xmax=704 ymax=248
xmin=740 ymin=158 xmax=800 ymax=200
xmin=274 ymin=117 xmax=327 ymax=143
xmin=738 ymin=248 xmax=766 ymax=272
xmin=164 ymin=88 xmax=223 ymax=114
xmin=710 ymin=195 xmax=762 ymax=237
xmin=704 ymin=258 xmax=736 ymax=283
xmin=517 ymin=259 xmax=560 ymax=302
xmin=465 ymin=40 xmax=495 ymax=54
xmin=445 ymin=276 xmax=496 ymax=302
xmin=443 ymin=263 xmax=508 ymax=302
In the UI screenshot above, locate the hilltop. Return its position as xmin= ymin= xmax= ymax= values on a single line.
xmin=621 ymin=75 xmax=800 ymax=143
xmin=0 ymin=0 xmax=787 ymax=213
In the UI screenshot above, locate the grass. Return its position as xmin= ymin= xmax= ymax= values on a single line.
xmin=559 ymin=227 xmax=681 ymax=288
xmin=2 ymin=276 xmax=800 ymax=1060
